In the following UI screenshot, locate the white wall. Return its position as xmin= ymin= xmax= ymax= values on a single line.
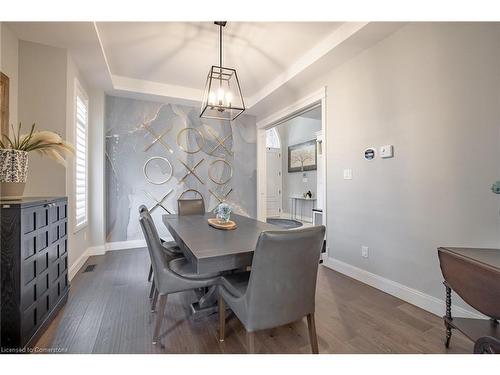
xmin=65 ymin=53 xmax=94 ymax=273
xmin=18 ymin=40 xmax=67 ymax=197
xmin=15 ymin=37 xmax=104 ymax=278
xmin=88 ymin=89 xmax=106 ymax=248
xmin=258 ymin=22 xmax=500 ymax=315
xmin=1 ymin=23 xmax=19 ymax=129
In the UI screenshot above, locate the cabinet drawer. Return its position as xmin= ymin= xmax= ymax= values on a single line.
xmin=49 ymin=224 xmax=59 ymax=244
xmin=37 ymin=290 xmax=50 ymax=323
xmin=22 ymin=233 xmax=37 ymax=259
xmin=37 ymin=269 xmax=50 ymax=296
xmin=59 ymin=221 xmax=67 ymax=238
xmin=50 ymin=261 xmax=60 ymax=283
xmin=37 ymin=248 xmax=50 ymax=276
xmin=37 ymin=230 xmax=49 ymax=251
xmin=22 ymin=208 xmax=37 ymax=234
xmin=58 ymin=202 xmax=67 ymax=219
xmin=49 ymin=284 xmax=61 ymax=309
xmin=22 ymin=256 xmax=37 ymax=286
xmin=60 ymin=239 xmax=67 ymax=256
xmin=21 ymin=302 xmax=38 ymax=340
xmin=48 ymin=244 xmax=58 ymax=264
xmin=36 ymin=207 xmax=49 ymax=229
xmin=21 ymin=280 xmax=37 ymax=311
xmin=49 ymin=204 xmax=59 ymax=223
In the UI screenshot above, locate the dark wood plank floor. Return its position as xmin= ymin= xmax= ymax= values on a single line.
xmin=35 ymin=248 xmax=473 ymax=353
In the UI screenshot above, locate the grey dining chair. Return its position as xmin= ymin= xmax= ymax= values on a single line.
xmin=217 ymin=225 xmax=326 ymax=354
xmin=139 ymin=210 xmax=221 ymax=345
xmin=138 ymin=205 xmax=183 ymax=303
xmin=177 ymin=198 xmax=205 ymax=216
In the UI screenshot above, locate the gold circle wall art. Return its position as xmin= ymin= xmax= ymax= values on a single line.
xmin=208 ymin=159 xmax=233 ymax=185
xmin=176 ymin=127 xmax=205 ymax=154
xmin=143 ymin=156 xmax=174 ymax=185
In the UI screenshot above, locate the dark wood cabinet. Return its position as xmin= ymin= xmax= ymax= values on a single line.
xmin=1 ymin=197 xmax=69 ymax=350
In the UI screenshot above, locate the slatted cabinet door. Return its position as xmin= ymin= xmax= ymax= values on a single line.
xmin=1 ymin=197 xmax=69 ymax=350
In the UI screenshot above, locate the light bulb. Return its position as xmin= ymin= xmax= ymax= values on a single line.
xmin=217 ymin=87 xmax=225 ymax=106
xmin=225 ymin=92 xmax=233 ymax=107
xmin=208 ymin=92 xmax=216 ymax=106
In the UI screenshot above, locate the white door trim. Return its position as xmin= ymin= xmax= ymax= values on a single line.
xmin=256 ymin=87 xmax=327 ymax=248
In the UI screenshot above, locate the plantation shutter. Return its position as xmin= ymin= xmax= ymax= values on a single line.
xmin=75 ymin=87 xmax=88 ymax=228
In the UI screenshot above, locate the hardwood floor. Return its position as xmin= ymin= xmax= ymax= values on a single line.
xmin=35 ymin=248 xmax=473 ymax=353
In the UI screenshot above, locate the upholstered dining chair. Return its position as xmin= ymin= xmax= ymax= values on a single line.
xmin=217 ymin=225 xmax=326 ymax=354
xmin=177 ymin=197 xmax=205 ymax=216
xmin=138 ymin=205 xmax=183 ymax=305
xmin=139 ymin=210 xmax=221 ymax=345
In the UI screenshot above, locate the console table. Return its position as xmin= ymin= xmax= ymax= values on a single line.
xmin=289 ymin=195 xmax=316 ymax=223
xmin=437 ymin=247 xmax=500 ymax=353
xmin=1 ymin=197 xmax=69 ymax=350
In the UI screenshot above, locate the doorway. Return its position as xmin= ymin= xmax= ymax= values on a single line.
xmin=257 ymin=88 xmax=327 ymax=233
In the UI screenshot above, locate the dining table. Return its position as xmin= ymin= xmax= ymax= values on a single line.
xmin=162 ymin=212 xmax=278 ymax=318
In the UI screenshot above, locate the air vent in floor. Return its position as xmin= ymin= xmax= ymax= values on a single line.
xmin=83 ymin=264 xmax=96 ymax=273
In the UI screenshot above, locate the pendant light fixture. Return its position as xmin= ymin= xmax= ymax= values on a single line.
xmin=200 ymin=21 xmax=245 ymax=121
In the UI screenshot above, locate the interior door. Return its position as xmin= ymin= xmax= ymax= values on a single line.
xmin=266 ymin=147 xmax=282 ymax=218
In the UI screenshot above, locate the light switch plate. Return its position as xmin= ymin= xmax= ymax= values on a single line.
xmin=343 ymin=169 xmax=353 ymax=180
xmin=361 ymin=246 xmax=369 ymax=258
xmin=380 ymin=145 xmax=394 ymax=158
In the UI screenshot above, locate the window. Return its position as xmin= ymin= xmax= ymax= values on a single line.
xmin=74 ymin=81 xmax=88 ymax=230
xmin=266 ymin=127 xmax=280 ymax=149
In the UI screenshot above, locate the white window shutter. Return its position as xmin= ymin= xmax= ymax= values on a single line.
xmin=75 ymin=86 xmax=88 ymax=229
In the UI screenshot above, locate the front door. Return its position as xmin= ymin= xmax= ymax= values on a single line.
xmin=266 ymin=147 xmax=282 ymax=218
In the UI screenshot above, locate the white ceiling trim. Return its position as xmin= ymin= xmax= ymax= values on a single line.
xmin=246 ymin=22 xmax=368 ymax=108
xmin=111 ymin=74 xmax=203 ymax=104
xmin=94 ymin=22 xmax=372 ymax=110
xmin=93 ymin=22 xmax=113 ymax=81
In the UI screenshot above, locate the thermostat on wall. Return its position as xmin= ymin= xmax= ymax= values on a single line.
xmin=364 ymin=148 xmax=376 ymax=160
xmin=380 ymin=145 xmax=394 ymax=158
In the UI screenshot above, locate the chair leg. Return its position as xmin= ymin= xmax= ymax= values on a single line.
xmin=218 ymin=295 xmax=225 ymax=342
xmin=153 ymin=294 xmax=167 ymax=345
xmin=246 ymin=331 xmax=255 ymax=354
xmin=306 ymin=313 xmax=319 ymax=354
xmin=147 ymin=264 xmax=153 ymax=282
xmin=149 ymin=278 xmax=155 ymax=299
xmin=151 ymin=288 xmax=159 ymax=312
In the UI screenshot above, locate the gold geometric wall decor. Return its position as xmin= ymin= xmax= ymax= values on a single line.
xmin=145 ymin=188 xmax=174 ymax=214
xmin=209 ymin=186 xmax=233 ymax=205
xmin=142 ymin=122 xmax=173 ymax=154
xmin=206 ymin=127 xmax=233 ymax=157
xmin=178 ymin=158 xmax=205 ymax=185
xmin=143 ymin=156 xmax=173 ymax=185
xmin=208 ymin=159 xmax=233 ymax=185
xmin=176 ymin=127 xmax=205 ymax=154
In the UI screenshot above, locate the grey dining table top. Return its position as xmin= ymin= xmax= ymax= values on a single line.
xmin=162 ymin=213 xmax=278 ymax=274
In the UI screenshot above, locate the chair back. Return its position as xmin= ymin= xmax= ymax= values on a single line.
xmin=139 ymin=207 xmax=169 ymax=283
xmin=178 ymin=198 xmax=205 ymax=216
xmin=244 ymin=226 xmax=326 ymax=331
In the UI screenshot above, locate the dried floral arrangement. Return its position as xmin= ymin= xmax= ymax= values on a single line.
xmin=0 ymin=123 xmax=74 ymax=165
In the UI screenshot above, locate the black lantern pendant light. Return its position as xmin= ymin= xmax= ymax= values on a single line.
xmin=200 ymin=21 xmax=245 ymax=121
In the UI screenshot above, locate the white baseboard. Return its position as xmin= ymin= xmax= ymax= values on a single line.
xmin=323 ymin=257 xmax=485 ymax=319
xmin=68 ymin=247 xmax=92 ymax=281
xmin=69 ymin=237 xmax=170 ymax=279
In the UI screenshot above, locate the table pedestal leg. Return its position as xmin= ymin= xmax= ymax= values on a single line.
xmin=190 ymin=285 xmax=219 ymax=320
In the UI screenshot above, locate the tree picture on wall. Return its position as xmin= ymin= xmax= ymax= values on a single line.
xmin=288 ymin=139 xmax=317 ymax=173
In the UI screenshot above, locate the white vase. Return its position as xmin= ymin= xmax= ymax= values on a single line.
xmin=0 ymin=149 xmax=28 ymax=198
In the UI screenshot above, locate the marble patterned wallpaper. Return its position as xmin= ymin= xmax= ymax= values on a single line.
xmin=105 ymin=95 xmax=257 ymax=242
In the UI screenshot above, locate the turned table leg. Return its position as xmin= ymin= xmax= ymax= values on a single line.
xmin=444 ymin=282 xmax=452 ymax=348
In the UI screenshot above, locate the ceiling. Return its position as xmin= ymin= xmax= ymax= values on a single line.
xmin=96 ymin=22 xmax=341 ymax=98
xmin=6 ymin=22 xmax=405 ymax=117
